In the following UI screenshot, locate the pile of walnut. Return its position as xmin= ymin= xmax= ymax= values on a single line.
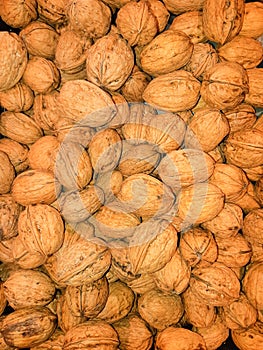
xmin=0 ymin=0 xmax=263 ymax=349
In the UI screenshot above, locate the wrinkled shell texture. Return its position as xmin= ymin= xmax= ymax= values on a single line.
xmin=0 ymin=0 xmax=263 ymax=349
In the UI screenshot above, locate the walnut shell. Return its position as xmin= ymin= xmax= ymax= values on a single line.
xmin=64 ymin=277 xmax=108 ymax=318
xmin=155 ymin=326 xmax=207 ymax=350
xmin=184 ymin=108 xmax=229 ymax=152
xmin=0 ymin=32 xmax=28 ymax=92
xmin=0 ymin=0 xmax=37 ymax=28
xmin=120 ymin=66 xmax=150 ymax=103
xmin=201 ymin=203 xmax=243 ymax=238
xmin=18 ymin=204 xmax=64 ymax=257
xmin=255 ymin=178 xmax=263 ymax=205
xmin=95 ymin=170 xmax=123 ymax=204
xmin=162 ymin=0 xmax=204 ymax=14
xmin=0 ymin=283 xmax=7 ymax=316
xmin=244 ymin=68 xmax=263 ymax=108
xmin=11 ymin=169 xmax=61 ymax=206
xmin=179 ymin=227 xmax=218 ymax=268
xmin=45 ymin=227 xmax=111 ymax=287
xmin=182 ymin=286 xmax=216 ymax=328
xmin=239 ymin=2 xmax=263 ymax=38
xmin=0 ymin=111 xmax=43 ymax=145
xmin=223 ymin=128 xmax=263 ymax=168
xmin=0 ymin=194 xmax=22 ymax=241
xmin=63 ymin=320 xmax=119 ymax=349
xmin=58 ymin=79 xmax=116 ymax=127
xmin=0 ymin=138 xmax=28 ymax=174
xmin=153 ymin=249 xmax=190 ymax=294
xmin=86 ymin=33 xmax=134 ymax=91
xmin=22 ymin=56 xmax=60 ymax=94
xmin=218 ymin=35 xmax=263 ymax=69
xmin=67 ymin=0 xmax=111 ymax=39
xmin=143 ymin=70 xmax=201 ymax=112
xmin=221 ymin=293 xmax=257 ymax=330
xmin=223 ymin=103 xmax=256 ymax=133
xmin=169 ymin=11 xmax=206 ymax=44
xmin=126 ymin=273 xmax=157 ymax=295
xmin=0 ymin=82 xmax=34 ymax=112
xmin=1 ymin=306 xmax=57 ymax=348
xmin=116 ymin=0 xmax=158 ymax=46
xmin=3 ymin=269 xmax=55 ymax=310
xmin=202 ymin=0 xmax=245 ymax=45
xmin=232 ymin=321 xmax=263 ymax=350
xmin=158 ymin=149 xmax=215 ymax=190
xmin=190 ymin=262 xmax=240 ymax=306
xmin=20 ymin=21 xmax=59 ymax=60
xmin=37 ymin=0 xmax=68 ymax=25
xmin=200 ymin=62 xmax=249 ymax=110
xmin=140 ymin=30 xmax=193 ymax=76
xmin=177 ymin=183 xmax=225 ymax=227
xmin=243 ymin=262 xmax=263 ymax=311
xmin=97 ymin=281 xmax=134 ymax=323
xmin=138 ymin=289 xmax=184 ymax=330
xmin=30 ymin=329 xmax=64 ymax=350
xmin=0 ymin=151 xmax=15 ymax=195
xmin=144 ymin=0 xmax=169 ymax=33
xmin=113 ymin=313 xmax=153 ymax=350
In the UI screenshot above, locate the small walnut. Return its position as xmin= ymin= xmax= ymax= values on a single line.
xmin=244 ymin=68 xmax=263 ymax=108
xmin=0 ymin=194 xmax=22 ymax=241
xmin=243 ymin=262 xmax=263 ymax=311
xmin=223 ymin=103 xmax=256 ymax=133
xmin=0 ymin=138 xmax=28 ymax=174
xmin=0 ymin=0 xmax=37 ymax=28
xmin=239 ymin=2 xmax=263 ymax=38
xmin=0 ymin=82 xmax=34 ymax=112
xmin=37 ymin=0 xmax=68 ymax=25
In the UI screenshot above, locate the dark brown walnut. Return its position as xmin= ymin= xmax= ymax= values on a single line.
xmin=179 ymin=227 xmax=218 ymax=268
xmin=118 ymin=142 xmax=161 ymax=177
xmin=244 ymin=68 xmax=263 ymax=108
xmin=140 ymin=30 xmax=193 ymax=76
xmin=86 ymin=33 xmax=134 ymax=91
xmin=218 ymin=35 xmax=263 ymax=69
xmin=63 ymin=320 xmax=119 ymax=349
xmin=0 ymin=32 xmax=28 ymax=92
xmin=190 ymin=262 xmax=240 ymax=307
xmin=88 ymin=128 xmax=122 ymax=174
xmin=232 ymin=321 xmax=263 ymax=350
xmin=120 ymin=66 xmax=151 ymax=103
xmin=1 ymin=306 xmax=57 ymax=348
xmin=30 ymin=329 xmax=64 ymax=350
xmin=209 ymin=163 xmax=249 ymax=203
xmin=20 ymin=21 xmax=59 ymax=60
xmin=177 ymin=183 xmax=225 ymax=227
xmin=59 ymin=185 xmax=104 ymax=223
xmin=55 ymin=141 xmax=93 ymax=191
xmin=18 ymin=204 xmax=64 ymax=257
xmin=239 ymin=2 xmax=263 ymax=38
xmin=200 ymin=62 xmax=249 ymax=110
xmin=220 ymin=293 xmax=257 ymax=330
xmin=184 ymin=108 xmax=229 ymax=153
xmin=243 ymin=262 xmax=263 ymax=311
xmin=193 ymin=315 xmax=229 ymax=350
xmin=0 ymin=138 xmax=28 ymax=174
xmin=37 ymin=0 xmax=68 ymax=25
xmin=0 ymin=194 xmax=22 ymax=241
xmin=110 ymin=220 xmax=178 ymax=278
xmin=223 ymin=103 xmax=256 ymax=133
xmin=66 ymin=0 xmax=111 ymax=39
xmin=169 ymin=11 xmax=207 ymax=44
xmin=22 ymin=56 xmax=60 ymax=94
xmin=55 ymin=30 xmax=91 ymax=75
xmin=113 ymin=313 xmax=153 ymax=350
xmin=96 ymin=281 xmax=134 ymax=323
xmin=116 ymin=0 xmax=158 ymax=46
xmin=0 ymin=111 xmax=43 ymax=145
xmin=56 ymin=294 xmax=86 ymax=333
xmin=202 ymin=0 xmax=245 ymax=45
xmin=138 ymin=288 xmax=184 ymax=330
xmin=3 ymin=269 xmax=55 ymax=310
xmin=201 ymin=202 xmax=243 ymax=239
xmin=58 ymin=79 xmax=117 ymax=127
xmin=158 ymin=149 xmax=215 ymax=190
xmin=182 ymin=286 xmax=216 ymax=328
xmin=0 ymin=82 xmax=34 ymax=112
xmin=64 ymin=277 xmax=109 ymax=318
xmin=143 ymin=70 xmax=201 ymax=112
xmin=215 ymin=234 xmax=252 ymax=268
xmin=44 ymin=226 xmax=111 ymax=287
xmin=162 ymin=0 xmax=204 ymax=14
xmin=223 ymin=128 xmax=263 ymax=169
xmin=155 ymin=326 xmax=207 ymax=350
xmin=153 ymin=249 xmax=191 ymax=295
xmin=0 ymin=151 xmax=15 ymax=195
